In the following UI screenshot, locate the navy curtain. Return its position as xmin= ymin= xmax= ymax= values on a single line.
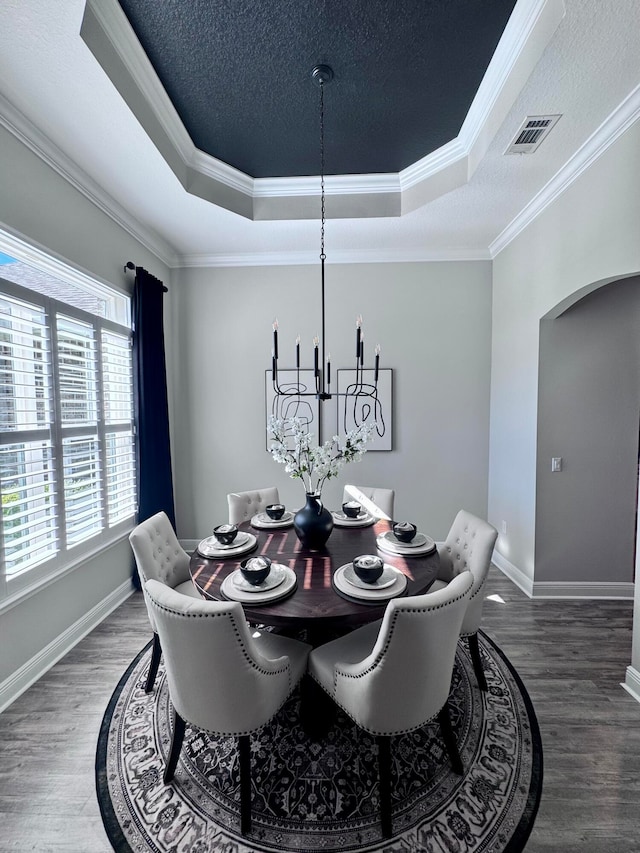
xmin=132 ymin=267 xmax=176 ymax=535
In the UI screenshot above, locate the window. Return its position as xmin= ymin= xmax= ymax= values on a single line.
xmin=0 ymin=254 xmax=135 ymax=594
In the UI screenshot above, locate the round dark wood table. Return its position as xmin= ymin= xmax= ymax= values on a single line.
xmin=190 ymin=519 xmax=440 ymax=644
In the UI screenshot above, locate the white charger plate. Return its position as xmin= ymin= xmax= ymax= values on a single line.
xmin=343 ymin=563 xmax=398 ymax=590
xmin=251 ymin=511 xmax=294 ymax=529
xmin=221 ymin=565 xmax=297 ymax=604
xmin=376 ymin=531 xmax=436 ymax=556
xmin=332 ymin=511 xmax=375 ymax=528
xmin=197 ymin=532 xmax=257 ymax=558
xmin=333 ymin=563 xmax=407 ymax=602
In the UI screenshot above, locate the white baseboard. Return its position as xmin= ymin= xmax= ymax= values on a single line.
xmin=491 ymin=550 xmax=534 ymax=597
xmin=492 ymin=550 xmax=634 ymax=599
xmin=532 ymin=581 xmax=635 ymax=599
xmin=182 ymin=539 xmax=199 ymax=551
xmin=622 ymin=666 xmax=640 ymax=705
xmin=0 ymin=578 xmax=135 ymax=714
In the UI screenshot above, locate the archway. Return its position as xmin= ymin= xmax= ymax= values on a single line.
xmin=535 ymin=274 xmax=640 ymax=595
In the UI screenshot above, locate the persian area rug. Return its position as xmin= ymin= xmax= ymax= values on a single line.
xmin=96 ymin=631 xmax=542 ymax=853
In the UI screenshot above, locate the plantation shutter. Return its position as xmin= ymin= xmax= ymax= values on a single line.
xmin=102 ymin=330 xmax=136 ymax=525
xmin=0 ymin=293 xmax=58 ymax=574
xmin=57 ymin=313 xmax=102 ymax=546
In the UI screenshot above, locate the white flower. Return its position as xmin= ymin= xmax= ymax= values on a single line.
xmin=267 ymin=415 xmax=375 ymax=495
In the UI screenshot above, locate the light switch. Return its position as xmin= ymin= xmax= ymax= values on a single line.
xmin=551 ymin=457 xmax=562 ymax=472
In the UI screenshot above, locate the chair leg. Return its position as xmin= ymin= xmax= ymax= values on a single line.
xmin=145 ymin=632 xmax=162 ymax=693
xmin=438 ymin=702 xmax=463 ymax=776
xmin=300 ymin=674 xmax=336 ymax=740
xmin=239 ymin=734 xmax=252 ymax=835
xmin=377 ymin=735 xmax=392 ymax=839
xmin=467 ymin=633 xmax=487 ymax=691
xmin=164 ymin=708 xmax=186 ymax=783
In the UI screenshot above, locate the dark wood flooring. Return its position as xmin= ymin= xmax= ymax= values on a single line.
xmin=0 ymin=567 xmax=638 ymax=852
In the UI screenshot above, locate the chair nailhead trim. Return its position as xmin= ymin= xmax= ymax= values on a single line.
xmin=149 ymin=597 xmax=290 ymax=680
xmin=309 ymin=672 xmax=442 ymax=737
xmin=333 ymin=583 xmax=472 ymax=690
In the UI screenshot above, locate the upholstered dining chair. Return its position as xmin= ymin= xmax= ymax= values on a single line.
xmin=342 ymin=484 xmax=395 ymax=520
xmin=144 ymin=579 xmax=311 ymax=835
xmin=129 ymin=511 xmax=202 ymax=693
xmin=227 ymin=486 xmax=280 ymax=524
xmin=308 ymin=572 xmax=473 ymax=838
xmin=431 ymin=510 xmax=498 ymax=691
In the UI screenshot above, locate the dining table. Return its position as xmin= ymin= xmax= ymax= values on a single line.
xmin=190 ymin=516 xmax=441 ymax=646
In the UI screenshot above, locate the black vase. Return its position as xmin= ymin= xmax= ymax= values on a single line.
xmin=294 ymin=492 xmax=334 ymax=550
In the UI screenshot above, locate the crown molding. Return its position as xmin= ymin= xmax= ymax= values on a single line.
xmin=174 ymin=246 xmax=491 ymax=269
xmin=254 ymin=172 xmax=400 ymax=199
xmin=401 ymin=0 xmax=565 ymax=190
xmin=0 ymin=222 xmax=131 ymax=299
xmin=84 ymin=0 xmax=194 ymax=165
xmin=460 ymin=0 xmax=565 ymax=155
xmin=0 ymin=92 xmax=176 ymax=267
xmin=490 ymin=82 xmax=640 ymax=257
xmin=82 ymin=0 xmax=562 ymax=221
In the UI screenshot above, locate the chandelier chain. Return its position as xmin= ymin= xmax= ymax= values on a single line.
xmin=320 ymin=79 xmax=326 ymax=262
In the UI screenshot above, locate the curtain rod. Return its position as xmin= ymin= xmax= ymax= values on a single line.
xmin=124 ymin=261 xmax=168 ymax=292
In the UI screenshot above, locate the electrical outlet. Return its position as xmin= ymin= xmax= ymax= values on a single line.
xmin=501 ymin=520 xmax=507 ymax=535
xmin=552 ymin=457 xmax=562 ymax=472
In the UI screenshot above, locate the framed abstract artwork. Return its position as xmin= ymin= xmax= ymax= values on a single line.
xmin=336 ymin=368 xmax=392 ymax=451
xmin=265 ymin=370 xmax=320 ymax=450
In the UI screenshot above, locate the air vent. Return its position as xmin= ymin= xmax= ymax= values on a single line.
xmin=505 ymin=114 xmax=561 ymax=154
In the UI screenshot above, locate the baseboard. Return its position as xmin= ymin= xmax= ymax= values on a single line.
xmin=622 ymin=665 xmax=640 ymax=705
xmin=491 ymin=550 xmax=534 ymax=597
xmin=181 ymin=539 xmax=199 ymax=551
xmin=532 ymin=581 xmax=635 ymax=599
xmin=492 ymin=551 xmax=635 ymax=599
xmin=0 ymin=578 xmax=135 ymax=714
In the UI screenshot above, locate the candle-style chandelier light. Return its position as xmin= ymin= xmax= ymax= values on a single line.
xmin=269 ymin=64 xmax=386 ymax=439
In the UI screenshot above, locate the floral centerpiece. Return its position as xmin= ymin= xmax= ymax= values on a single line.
xmin=267 ymin=416 xmax=375 ymax=548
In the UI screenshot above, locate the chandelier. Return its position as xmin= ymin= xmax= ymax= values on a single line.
xmin=269 ymin=65 xmax=385 ymax=439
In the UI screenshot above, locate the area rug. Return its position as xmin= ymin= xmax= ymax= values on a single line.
xmin=96 ymin=630 xmax=542 ymax=853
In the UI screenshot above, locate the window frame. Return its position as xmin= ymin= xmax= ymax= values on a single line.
xmin=0 ymin=276 xmax=136 ymax=605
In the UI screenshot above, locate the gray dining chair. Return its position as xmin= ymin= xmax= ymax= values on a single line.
xmin=129 ymin=511 xmax=202 ymax=692
xmin=308 ymin=571 xmax=473 ymax=838
xmin=431 ymin=510 xmax=498 ymax=690
xmin=228 ymin=486 xmax=280 ymax=524
xmin=144 ymin=578 xmax=311 ymax=835
xmin=342 ymin=484 xmax=395 ymax=520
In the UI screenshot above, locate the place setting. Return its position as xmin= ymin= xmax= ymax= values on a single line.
xmin=250 ymin=502 xmax=295 ymax=529
xmin=333 ymin=553 xmax=407 ymax=604
xmin=197 ymin=523 xmax=258 ymax=558
xmin=331 ymin=499 xmax=376 ymax=528
xmin=377 ymin=520 xmax=436 ymax=556
xmin=220 ymin=555 xmax=297 ymax=604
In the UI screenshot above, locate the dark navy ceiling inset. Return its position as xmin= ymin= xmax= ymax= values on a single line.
xmin=116 ymin=0 xmax=518 ymax=179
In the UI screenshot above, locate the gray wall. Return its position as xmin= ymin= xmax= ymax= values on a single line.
xmin=489 ymin=120 xmax=640 ymax=585
xmin=0 ymin=122 xmax=170 ymax=703
xmin=170 ymin=261 xmax=493 ymax=542
xmin=536 ymin=276 xmax=640 ymax=584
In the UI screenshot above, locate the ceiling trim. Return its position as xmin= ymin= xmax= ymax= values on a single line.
xmin=81 ymin=0 xmax=564 ymax=221
xmin=490 ymin=82 xmax=640 ymax=257
xmin=175 ymin=247 xmax=492 ymax=269
xmin=0 ymin=91 xmax=177 ymax=267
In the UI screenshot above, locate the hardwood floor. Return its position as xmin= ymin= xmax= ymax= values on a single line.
xmin=0 ymin=567 xmax=638 ymax=852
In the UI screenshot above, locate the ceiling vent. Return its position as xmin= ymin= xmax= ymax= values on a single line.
xmin=505 ymin=114 xmax=561 ymax=154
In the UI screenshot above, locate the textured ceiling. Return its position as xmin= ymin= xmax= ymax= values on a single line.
xmin=115 ymin=0 xmax=517 ymax=178
xmin=0 ymin=0 xmax=638 ymax=264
